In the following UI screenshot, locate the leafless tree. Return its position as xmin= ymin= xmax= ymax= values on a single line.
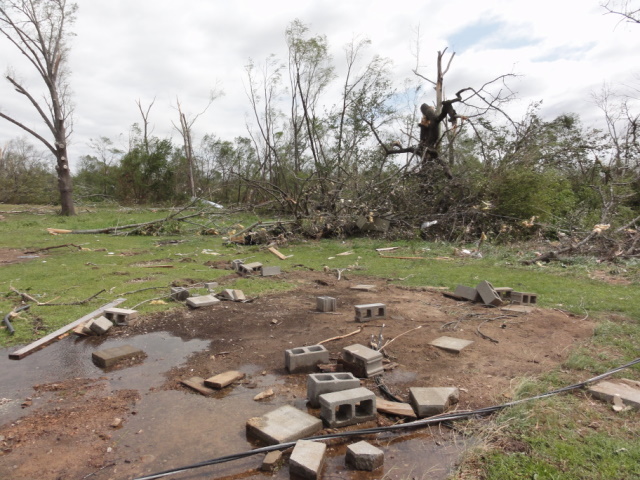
xmin=0 ymin=0 xmax=77 ymax=215
xmin=603 ymin=0 xmax=640 ymax=24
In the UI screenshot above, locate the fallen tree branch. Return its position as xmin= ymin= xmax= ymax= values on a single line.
xmin=10 ymin=287 xmax=106 ymax=306
xmin=24 ymin=243 xmax=83 ymax=254
xmin=318 ymin=327 xmax=363 ymax=345
xmin=379 ymin=325 xmax=423 ymax=352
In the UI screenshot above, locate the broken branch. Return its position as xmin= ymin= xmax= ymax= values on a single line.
xmin=318 ymin=327 xmax=363 ymax=345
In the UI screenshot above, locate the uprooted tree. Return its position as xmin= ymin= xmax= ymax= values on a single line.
xmin=0 ymin=0 xmax=77 ymax=215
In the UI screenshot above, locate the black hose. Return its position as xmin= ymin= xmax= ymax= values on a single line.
xmin=133 ymin=357 xmax=640 ymax=480
xmin=2 ymin=305 xmax=30 ymax=335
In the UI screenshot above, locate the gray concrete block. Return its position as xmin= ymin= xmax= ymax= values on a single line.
xmin=346 ymin=440 xmax=384 ymax=471
xmin=409 ymin=387 xmax=459 ymax=417
xmin=186 ymin=295 xmax=220 ymax=308
xmin=319 ymin=387 xmax=376 ymax=428
xmin=476 ymin=281 xmax=503 ymax=306
xmin=89 ymin=315 xmax=113 ymax=335
xmin=354 ymin=303 xmax=386 ymax=322
xmin=341 ymin=344 xmax=383 ymax=378
xmin=219 ymin=289 xmax=246 ymax=301
xmin=350 ymin=284 xmax=376 ymax=291
xmin=454 ymin=285 xmax=481 ymax=302
xmin=289 ymin=440 xmax=326 ymax=480
xmin=260 ymin=450 xmax=283 ymax=472
xmin=92 ymin=345 xmax=144 ymax=368
xmin=285 ymin=345 xmax=330 ymax=373
xmin=246 ymin=405 xmax=323 ymax=445
xmin=588 ymin=379 xmax=640 ymax=410
xmin=307 ymin=372 xmax=360 ymax=408
xmin=171 ymin=287 xmax=190 ymax=301
xmin=261 ymin=265 xmax=281 ymax=276
xmin=205 ymin=282 xmax=218 ymax=292
xmin=511 ymin=291 xmax=538 ymax=305
xmin=231 ymin=259 xmax=244 ymax=271
xmin=103 ymin=307 xmax=138 ymax=326
xmin=316 ymin=296 xmax=336 ymax=312
xmin=240 ymin=261 xmax=262 ymax=273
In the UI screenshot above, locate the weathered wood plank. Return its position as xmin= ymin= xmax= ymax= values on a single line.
xmin=8 ymin=298 xmax=126 ymax=360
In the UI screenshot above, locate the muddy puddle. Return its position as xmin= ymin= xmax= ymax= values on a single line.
xmin=1 ymin=331 xmax=467 ymax=480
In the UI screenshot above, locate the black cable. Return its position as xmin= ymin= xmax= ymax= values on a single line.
xmin=133 ymin=357 xmax=640 ymax=480
xmin=2 ymin=304 xmax=30 ymax=335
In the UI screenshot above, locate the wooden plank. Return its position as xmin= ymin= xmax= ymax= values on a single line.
xmin=9 ymin=298 xmax=126 ymax=360
xmin=376 ymin=397 xmax=417 ymax=418
xmin=268 ymin=247 xmax=288 ymax=260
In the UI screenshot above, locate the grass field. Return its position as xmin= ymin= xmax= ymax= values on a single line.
xmin=1 ymin=204 xmax=639 ymax=478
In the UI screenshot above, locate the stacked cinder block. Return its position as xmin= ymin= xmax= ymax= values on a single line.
xmin=341 ymin=344 xmax=383 ymax=378
xmin=319 ymin=387 xmax=376 ymax=427
xmin=103 ymin=307 xmax=138 ymax=326
xmin=511 ymin=291 xmax=538 ymax=305
xmin=307 ymin=372 xmax=360 ymax=407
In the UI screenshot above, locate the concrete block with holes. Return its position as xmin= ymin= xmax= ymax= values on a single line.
xmin=510 ymin=291 xmax=538 ymax=305
xmin=341 ymin=344 xmax=383 ymax=378
xmin=307 ymin=372 xmax=361 ymax=408
xmin=170 ymin=286 xmax=190 ymax=301
xmin=285 ymin=345 xmax=330 ymax=374
xmin=240 ymin=261 xmax=262 ymax=273
xmin=319 ymin=387 xmax=376 ymax=428
xmin=316 ymin=296 xmax=337 ymax=312
xmin=103 ymin=307 xmax=138 ymax=326
xmin=354 ymin=303 xmax=386 ymax=322
xmin=476 ymin=281 xmax=503 ymax=307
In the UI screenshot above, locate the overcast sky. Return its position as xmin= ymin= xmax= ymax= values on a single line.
xmin=1 ymin=0 xmax=639 ymax=170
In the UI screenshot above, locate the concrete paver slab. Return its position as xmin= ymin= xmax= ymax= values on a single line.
xmin=430 ymin=336 xmax=474 ymax=353
xmin=246 ymin=405 xmax=322 ymax=445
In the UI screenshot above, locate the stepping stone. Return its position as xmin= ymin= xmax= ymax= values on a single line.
xmin=430 ymin=336 xmax=474 ymax=353
xmin=409 ymin=387 xmax=460 ymax=417
xmin=289 ymin=439 xmax=326 ymax=480
xmin=204 ymin=370 xmax=245 ymax=389
xmin=346 ymin=440 xmax=384 ymax=471
xmin=186 ymin=295 xmax=220 ymax=308
xmin=92 ymin=345 xmax=144 ymax=368
xmin=180 ymin=377 xmax=216 ymax=396
xmin=261 ymin=266 xmax=281 ymax=276
xmin=246 ymin=405 xmax=322 ymax=445
xmin=588 ymin=379 xmax=640 ymax=410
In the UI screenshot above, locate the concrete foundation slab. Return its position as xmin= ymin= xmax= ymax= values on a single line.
xmin=246 ymin=405 xmax=322 ymax=445
xmin=588 ymin=379 xmax=640 ymax=410
xmin=289 ymin=440 xmax=326 ymax=480
xmin=92 ymin=345 xmax=144 ymax=368
xmin=204 ymin=370 xmax=245 ymax=389
xmin=346 ymin=440 xmax=384 ymax=471
xmin=319 ymin=387 xmax=376 ymax=427
xmin=410 ymin=387 xmax=459 ymax=417
xmin=430 ymin=336 xmax=474 ymax=353
xmin=307 ymin=372 xmax=360 ymax=407
xmin=186 ymin=295 xmax=220 ymax=308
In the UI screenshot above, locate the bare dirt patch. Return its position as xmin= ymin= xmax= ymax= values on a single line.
xmin=0 ymin=270 xmax=596 ymax=479
xmin=0 ymin=248 xmax=40 ymax=266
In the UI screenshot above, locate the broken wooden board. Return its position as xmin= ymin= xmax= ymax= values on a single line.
xmin=268 ymin=247 xmax=288 ymax=260
xmin=9 ymin=298 xmax=126 ymax=360
xmin=430 ymin=336 xmax=474 ymax=353
xmin=181 ymin=377 xmax=216 ymax=396
xmin=587 ymin=379 xmax=640 ymax=410
xmin=376 ymin=397 xmax=417 ymax=418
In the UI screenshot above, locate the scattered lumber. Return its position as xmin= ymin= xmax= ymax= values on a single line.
xmin=8 ymin=298 xmax=126 ymax=360
xmin=268 ymin=246 xmax=288 ymax=260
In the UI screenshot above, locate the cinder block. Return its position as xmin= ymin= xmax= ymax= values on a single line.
xmin=205 ymin=282 xmax=218 ymax=292
xmin=89 ymin=316 xmax=113 ymax=335
xmin=316 ymin=296 xmax=337 ymax=312
xmin=171 ymin=287 xmax=190 ymax=301
xmin=186 ymin=295 xmax=220 ymax=308
xmin=341 ymin=344 xmax=383 ymax=378
xmin=307 ymin=372 xmax=360 ymax=408
xmin=92 ymin=345 xmax=144 ymax=368
xmin=219 ymin=289 xmax=246 ymax=301
xmin=285 ymin=345 xmax=330 ymax=373
xmin=319 ymin=387 xmax=376 ymax=428
xmin=261 ymin=265 xmax=281 ymax=276
xmin=346 ymin=440 xmax=384 ymax=471
xmin=409 ymin=387 xmax=459 ymax=417
xmin=511 ymin=291 xmax=537 ymax=305
xmin=231 ymin=259 xmax=244 ymax=271
xmin=103 ymin=307 xmax=138 ymax=326
xmin=246 ymin=405 xmax=322 ymax=445
xmin=354 ymin=303 xmax=386 ymax=322
xmin=454 ymin=285 xmax=481 ymax=302
xmin=240 ymin=261 xmax=262 ymax=273
xmin=289 ymin=439 xmax=326 ymax=480
xmin=494 ymin=287 xmax=513 ymax=299
xmin=476 ymin=281 xmax=503 ymax=306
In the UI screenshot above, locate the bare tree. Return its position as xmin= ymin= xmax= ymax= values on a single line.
xmin=603 ymin=0 xmax=640 ymax=24
xmin=0 ymin=0 xmax=77 ymax=215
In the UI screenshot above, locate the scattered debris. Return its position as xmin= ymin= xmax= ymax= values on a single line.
xmin=254 ymin=388 xmax=275 ymax=401
xmin=375 ymin=247 xmax=400 ymax=252
xmin=289 ymin=439 xmax=327 ymax=480
xmin=219 ymin=289 xmax=246 ymax=302
xmin=268 ymin=246 xmax=288 ymax=260
xmin=337 ymin=251 xmax=354 ymax=256
xmin=410 ymin=386 xmax=459 ymax=417
xmin=346 ymin=440 xmax=384 ymax=471
xmin=180 ymin=377 xmax=216 ymax=396
xmin=587 ymin=379 xmax=640 ymax=410
xmin=318 ymin=327 xmax=363 ymax=345
xmin=186 ymin=295 xmax=220 ymax=309
xmin=89 ymin=316 xmax=113 ymax=335
xmin=260 ymin=450 xmax=283 ymax=473
xmin=246 ymin=405 xmax=323 ymax=444
xmin=204 ymin=371 xmax=245 ymax=389
xmin=375 ymin=397 xmax=417 ymax=418
xmin=350 ymin=284 xmax=376 ymax=292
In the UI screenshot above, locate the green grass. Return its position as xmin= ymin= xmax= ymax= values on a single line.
xmin=2 ymin=205 xmax=640 ymax=479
